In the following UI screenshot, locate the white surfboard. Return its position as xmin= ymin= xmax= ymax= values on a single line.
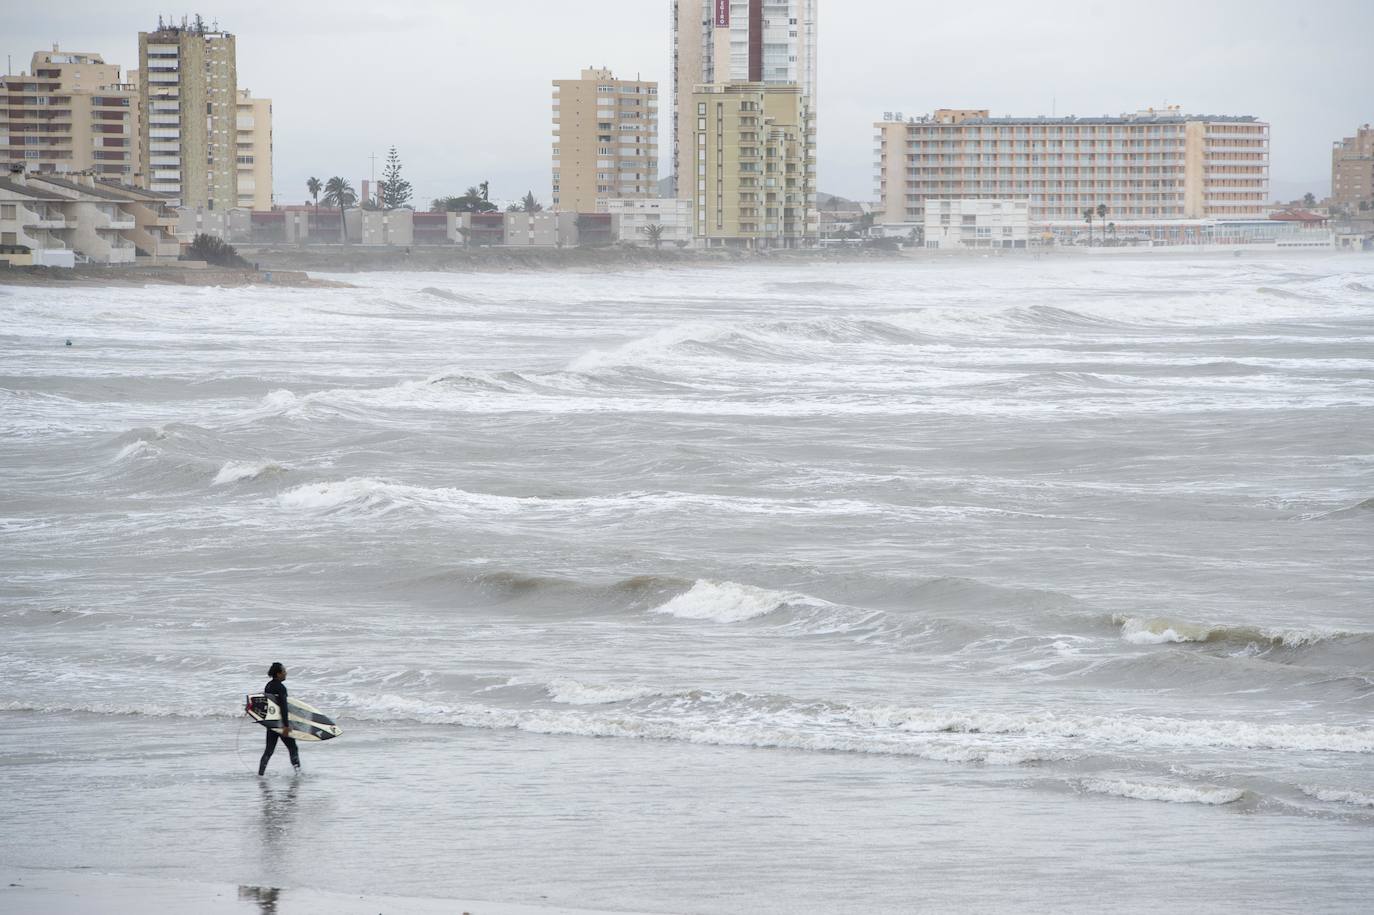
xmin=244 ymin=693 xmax=342 ymax=741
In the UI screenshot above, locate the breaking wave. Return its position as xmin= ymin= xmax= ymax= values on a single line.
xmin=649 ymin=579 xmax=829 ymax=623
xmin=213 ymin=460 xmax=289 ymax=485
xmin=545 ymin=678 xmax=670 ymax=706
xmin=1079 ymin=777 xmax=1246 ymax=805
xmin=1113 ymin=614 xmax=1357 ymax=650
xmin=1300 ymin=786 xmax=1374 ymax=808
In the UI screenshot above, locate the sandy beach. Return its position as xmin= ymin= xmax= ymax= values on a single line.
xmin=1 ymin=868 xmax=657 ymax=915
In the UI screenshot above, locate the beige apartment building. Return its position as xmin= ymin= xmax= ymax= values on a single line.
xmin=1331 ymin=124 xmax=1373 ymax=211
xmin=875 ymin=107 xmax=1269 ymax=229
xmin=235 ymin=89 xmax=273 ymax=210
xmin=552 ymin=68 xmax=658 ymax=212
xmin=690 ymin=81 xmax=816 ymax=247
xmin=0 ymin=48 xmax=140 ymax=181
xmin=138 ymin=19 xmax=238 ymax=209
xmin=673 ymin=0 xmax=819 ymax=199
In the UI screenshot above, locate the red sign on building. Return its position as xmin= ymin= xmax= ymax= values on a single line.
xmin=715 ymin=0 xmax=730 ymax=27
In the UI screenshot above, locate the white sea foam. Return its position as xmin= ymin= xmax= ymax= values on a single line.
xmin=213 ymin=460 xmax=287 ymax=485
xmin=1299 ymin=786 xmax=1374 ymax=808
xmin=114 ymin=439 xmax=156 ymax=461
xmin=1079 ymin=777 xmax=1246 ymax=805
xmin=845 ymin=706 xmax=1374 ymax=754
xmin=275 ymin=478 xmax=523 ymax=514
xmin=274 ymin=478 xmax=882 ymax=520
xmin=545 ymin=678 xmax=668 ymax=705
xmin=342 ymin=691 xmax=1068 ymax=766
xmin=0 ymin=699 xmax=230 ymax=720
xmin=649 ymin=579 xmax=826 ymax=623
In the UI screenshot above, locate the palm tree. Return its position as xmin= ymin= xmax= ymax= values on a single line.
xmin=322 ymin=177 xmax=357 ymax=243
xmin=642 ymin=223 xmax=665 ymax=249
xmin=520 ymin=191 xmax=543 ymax=214
xmin=307 ymin=177 xmax=322 ymax=212
xmin=1083 ymin=207 xmax=1095 ymax=246
xmin=1096 ymin=203 xmax=1108 ymax=244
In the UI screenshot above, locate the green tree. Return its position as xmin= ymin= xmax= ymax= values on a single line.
xmin=1083 ymin=206 xmax=1095 ymax=245
xmin=434 ymin=185 xmax=498 ymax=214
xmin=379 ymin=146 xmax=413 ymax=210
xmin=1303 ymin=192 xmax=1317 ymax=207
xmin=188 ymin=233 xmax=247 ymax=267
xmin=642 ymin=223 xmax=665 ymax=249
xmin=520 ymin=190 xmax=543 ymax=213
xmin=306 ymin=177 xmax=322 ymax=213
xmin=322 ymin=176 xmax=357 ymax=243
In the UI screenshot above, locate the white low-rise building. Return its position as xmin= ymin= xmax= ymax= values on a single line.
xmin=1 ymin=174 xmax=77 ymax=267
xmin=604 ymin=197 xmax=693 ymax=246
xmin=924 ymin=199 xmax=1029 ymax=250
xmin=2 ymin=170 xmax=180 ymax=266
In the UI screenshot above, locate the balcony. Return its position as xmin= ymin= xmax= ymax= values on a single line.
xmin=21 ymin=205 xmax=69 ymax=229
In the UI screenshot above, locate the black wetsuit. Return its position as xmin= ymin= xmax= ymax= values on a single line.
xmin=258 ymin=678 xmax=300 ymax=774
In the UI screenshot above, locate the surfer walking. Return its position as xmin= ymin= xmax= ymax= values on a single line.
xmin=259 ymin=662 xmax=301 ymax=776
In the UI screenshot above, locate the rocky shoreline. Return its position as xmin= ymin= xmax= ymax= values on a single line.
xmin=0 ymin=263 xmax=350 ymax=288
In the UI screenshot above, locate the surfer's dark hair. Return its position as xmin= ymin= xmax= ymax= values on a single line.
xmin=268 ymin=661 xmax=285 ymax=677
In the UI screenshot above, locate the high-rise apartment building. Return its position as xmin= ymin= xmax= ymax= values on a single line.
xmin=1331 ymin=124 xmax=1373 ymax=211
xmin=235 ymin=89 xmax=273 ymax=210
xmin=552 ymin=68 xmax=658 ymax=212
xmin=138 ymin=18 xmax=238 ymax=209
xmin=875 ymin=107 xmax=1269 ymax=228
xmin=689 ymin=81 xmax=815 ymax=248
xmin=0 ymin=48 xmax=140 ymax=181
xmin=672 ymin=0 xmax=818 ymax=199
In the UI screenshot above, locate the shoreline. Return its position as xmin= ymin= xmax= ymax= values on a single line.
xmin=0 ymin=264 xmax=350 ymax=289
xmin=0 ymin=244 xmax=1360 ymax=289
xmin=0 ymin=867 xmax=664 ymax=915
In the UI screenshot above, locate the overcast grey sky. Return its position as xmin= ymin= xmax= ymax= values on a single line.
xmin=6 ymin=0 xmax=1371 ymax=207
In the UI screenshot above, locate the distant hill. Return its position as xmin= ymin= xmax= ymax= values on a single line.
xmin=816 ymin=192 xmax=860 ymax=211
xmin=657 ymin=177 xmax=859 ymax=211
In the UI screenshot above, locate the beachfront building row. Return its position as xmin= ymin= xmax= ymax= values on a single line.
xmin=174 ymin=205 xmax=687 ymax=248
xmin=552 ymin=68 xmax=658 ymax=212
xmin=1331 ymin=123 xmax=1373 ymax=212
xmin=689 ymin=81 xmax=817 ymax=248
xmin=1 ymin=24 xmax=273 ymax=211
xmin=0 ymin=49 xmax=141 ymax=182
xmin=874 ymin=106 xmax=1270 ymax=236
xmin=0 ymin=170 xmax=181 ymax=266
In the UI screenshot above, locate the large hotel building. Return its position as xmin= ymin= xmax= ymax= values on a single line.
xmin=137 ymin=20 xmax=239 ymax=209
xmin=875 ymin=107 xmax=1269 ymax=233
xmin=672 ymin=0 xmax=818 ymax=200
xmin=0 ymin=48 xmax=140 ymax=182
xmin=551 ymin=68 xmax=658 ymax=213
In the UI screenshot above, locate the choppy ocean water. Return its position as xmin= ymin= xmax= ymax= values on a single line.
xmin=2 ymin=255 xmax=1372 ymax=913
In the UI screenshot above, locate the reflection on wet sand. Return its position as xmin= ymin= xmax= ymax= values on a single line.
xmin=237 ymin=883 xmax=281 ymax=914
xmin=245 ymin=777 xmax=300 ymax=913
